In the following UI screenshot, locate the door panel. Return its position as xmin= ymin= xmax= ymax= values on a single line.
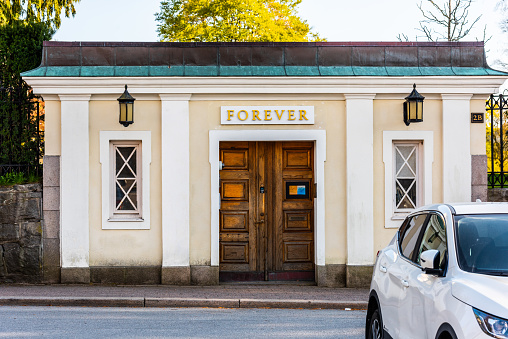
xmin=219 ymin=141 xmax=315 ymax=281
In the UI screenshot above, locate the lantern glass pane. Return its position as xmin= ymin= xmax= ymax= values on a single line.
xmin=417 ymin=101 xmax=423 ymax=120
xmin=409 ymin=101 xmax=417 ymax=120
xmin=120 ymin=104 xmax=127 ymax=122
xmin=127 ymin=103 xmax=133 ymax=122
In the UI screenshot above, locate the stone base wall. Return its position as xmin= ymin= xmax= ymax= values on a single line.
xmin=0 ymin=184 xmax=42 ymax=283
xmin=488 ymin=188 xmax=508 ymax=202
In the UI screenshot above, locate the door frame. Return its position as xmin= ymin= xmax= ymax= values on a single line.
xmin=209 ymin=130 xmax=326 ymax=268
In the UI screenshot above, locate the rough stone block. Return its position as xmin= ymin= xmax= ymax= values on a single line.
xmin=61 ymin=267 xmax=90 ymax=284
xmin=191 ymin=265 xmax=219 ymax=285
xmin=346 ymin=265 xmax=374 ymax=288
xmin=43 ymin=156 xmax=60 ymax=187
xmin=488 ymin=188 xmax=508 ymax=202
xmin=316 ymin=264 xmax=346 ymax=287
xmin=0 ymin=224 xmax=20 ymax=241
xmin=43 ymin=238 xmax=60 ymax=267
xmin=162 ymin=266 xmax=191 ymax=285
xmin=0 ymin=192 xmax=18 ymax=224
xmin=42 ymin=210 xmax=60 ymax=239
xmin=20 ymin=198 xmax=41 ymax=221
xmin=2 ymin=243 xmax=22 ymax=274
xmin=43 ymin=187 xmax=60 ymax=211
xmin=20 ymin=247 xmax=41 ymax=276
xmin=19 ymin=222 xmax=42 ymax=247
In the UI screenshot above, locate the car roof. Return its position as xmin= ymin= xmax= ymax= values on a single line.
xmin=416 ymin=202 xmax=508 ymax=215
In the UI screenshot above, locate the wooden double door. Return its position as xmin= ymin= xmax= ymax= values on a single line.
xmin=219 ymin=141 xmax=315 ymax=282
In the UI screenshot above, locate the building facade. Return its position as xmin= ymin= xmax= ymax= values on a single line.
xmin=23 ymin=41 xmax=507 ymax=287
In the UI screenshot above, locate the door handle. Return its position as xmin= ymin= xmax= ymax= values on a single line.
xmin=401 ymin=279 xmax=409 ymax=288
xmin=379 ymin=265 xmax=387 ymax=273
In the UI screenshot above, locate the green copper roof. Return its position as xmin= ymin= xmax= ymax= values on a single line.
xmin=21 ymin=41 xmax=508 ymax=78
xmin=22 ymin=65 xmax=507 ymax=77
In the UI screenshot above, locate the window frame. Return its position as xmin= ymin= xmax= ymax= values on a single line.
xmin=383 ymin=131 xmax=434 ymax=228
xmin=110 ymin=141 xmax=142 ymax=219
xmin=100 ymin=131 xmax=151 ymax=230
xmin=393 ymin=142 xmax=422 ymax=214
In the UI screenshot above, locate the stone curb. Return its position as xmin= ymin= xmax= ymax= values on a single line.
xmin=0 ymin=297 xmax=368 ymax=310
xmin=0 ymin=296 xmax=144 ymax=307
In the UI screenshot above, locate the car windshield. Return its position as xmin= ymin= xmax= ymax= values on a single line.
xmin=455 ymin=214 xmax=508 ymax=275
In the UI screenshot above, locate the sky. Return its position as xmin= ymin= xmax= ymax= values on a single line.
xmin=52 ymin=0 xmax=505 ymax=67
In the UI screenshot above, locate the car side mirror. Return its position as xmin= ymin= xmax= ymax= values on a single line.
xmin=420 ymin=249 xmax=443 ymax=276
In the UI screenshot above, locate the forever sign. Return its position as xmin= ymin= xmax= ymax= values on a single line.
xmin=221 ymin=106 xmax=314 ymax=125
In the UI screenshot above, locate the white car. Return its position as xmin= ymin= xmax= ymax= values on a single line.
xmin=366 ymin=203 xmax=508 ymax=339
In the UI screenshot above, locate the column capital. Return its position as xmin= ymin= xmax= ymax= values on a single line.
xmin=344 ymin=94 xmax=376 ymax=101
xmin=159 ymin=94 xmax=192 ymax=101
xmin=441 ymin=94 xmax=473 ymax=101
xmin=58 ymin=94 xmax=91 ymax=102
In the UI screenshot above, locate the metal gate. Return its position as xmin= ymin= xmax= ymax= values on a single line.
xmin=487 ymin=94 xmax=508 ymax=188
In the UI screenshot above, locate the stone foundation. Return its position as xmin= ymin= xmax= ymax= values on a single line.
xmin=488 ymin=188 xmax=508 ymax=202
xmin=191 ymin=265 xmax=219 ymax=285
xmin=162 ymin=266 xmax=191 ymax=285
xmin=43 ymin=155 xmax=61 ymax=283
xmin=471 ymin=155 xmax=487 ymax=202
xmin=346 ymin=265 xmax=374 ymax=288
xmin=316 ymin=264 xmax=346 ymax=287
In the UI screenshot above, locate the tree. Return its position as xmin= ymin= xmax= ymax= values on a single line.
xmin=398 ymin=0 xmax=482 ymax=41
xmin=0 ymin=21 xmax=52 ymax=175
xmin=155 ymin=0 xmax=323 ymax=42
xmin=0 ymin=0 xmax=80 ymax=30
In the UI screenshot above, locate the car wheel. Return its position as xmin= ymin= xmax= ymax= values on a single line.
xmin=369 ymin=309 xmax=383 ymax=339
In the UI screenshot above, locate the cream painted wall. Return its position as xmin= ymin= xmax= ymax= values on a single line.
xmin=189 ymin=100 xmax=348 ymax=266
xmin=44 ymin=100 xmax=61 ymax=155
xmin=88 ymin=100 xmax=162 ymax=266
xmin=470 ymin=99 xmax=488 ymax=155
xmin=373 ymin=99 xmax=444 ymax=255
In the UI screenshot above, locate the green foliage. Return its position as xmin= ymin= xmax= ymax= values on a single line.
xmin=0 ymin=21 xmax=50 ymax=172
xmin=156 ymin=0 xmax=323 ymax=42
xmin=0 ymin=0 xmax=79 ymax=30
xmin=0 ymin=171 xmax=40 ymax=186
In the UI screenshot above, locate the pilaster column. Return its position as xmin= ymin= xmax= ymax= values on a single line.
xmin=442 ymin=94 xmax=473 ymax=202
xmin=59 ymin=94 xmax=91 ymax=283
xmin=345 ymin=94 xmax=375 ymax=270
xmin=160 ymin=94 xmax=191 ymax=285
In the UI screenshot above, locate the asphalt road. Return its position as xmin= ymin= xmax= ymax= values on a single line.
xmin=0 ymin=306 xmax=366 ymax=338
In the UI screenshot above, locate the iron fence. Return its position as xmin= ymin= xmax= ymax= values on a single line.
xmin=487 ymin=94 xmax=508 ymax=188
xmin=0 ymin=85 xmax=43 ymax=177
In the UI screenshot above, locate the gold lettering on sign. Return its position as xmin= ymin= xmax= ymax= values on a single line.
xmin=299 ymin=110 xmax=308 ymax=121
xmin=252 ymin=110 xmax=261 ymax=121
xmin=227 ymin=110 xmax=234 ymax=121
xmin=238 ymin=110 xmax=248 ymax=121
xmin=264 ymin=110 xmax=272 ymax=121
xmin=275 ymin=110 xmax=284 ymax=120
xmin=288 ymin=110 xmax=295 ymax=121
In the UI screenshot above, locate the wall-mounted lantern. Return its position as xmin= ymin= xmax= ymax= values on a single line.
xmin=118 ymin=85 xmax=135 ymax=127
xmin=404 ymin=84 xmax=424 ymax=126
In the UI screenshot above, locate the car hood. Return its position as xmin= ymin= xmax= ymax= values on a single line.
xmin=452 ymin=272 xmax=508 ymax=319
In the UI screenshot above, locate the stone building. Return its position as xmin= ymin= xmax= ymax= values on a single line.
xmin=22 ymin=41 xmax=507 ymax=286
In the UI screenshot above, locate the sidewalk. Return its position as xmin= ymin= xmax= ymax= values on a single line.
xmin=0 ymin=284 xmax=369 ymax=310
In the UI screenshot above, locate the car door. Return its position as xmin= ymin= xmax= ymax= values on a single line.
xmin=395 ymin=213 xmax=429 ymax=339
xmin=405 ymin=213 xmax=448 ymax=339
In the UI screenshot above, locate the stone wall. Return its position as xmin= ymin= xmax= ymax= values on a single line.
xmin=488 ymin=188 xmax=508 ymax=202
xmin=0 ymin=184 xmax=42 ymax=283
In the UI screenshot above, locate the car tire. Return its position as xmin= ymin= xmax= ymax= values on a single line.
xmin=368 ymin=309 xmax=383 ymax=339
